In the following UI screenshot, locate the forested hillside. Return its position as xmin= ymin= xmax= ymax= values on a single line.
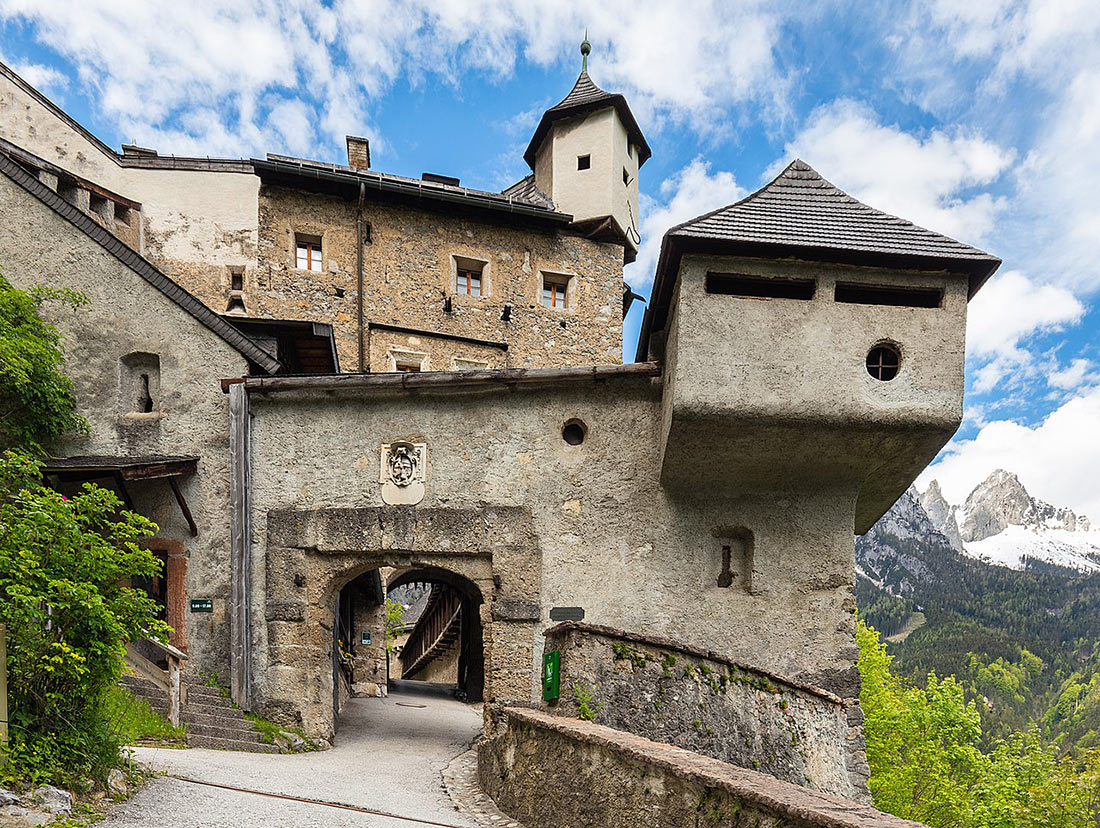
xmin=857 ymin=488 xmax=1100 ymax=752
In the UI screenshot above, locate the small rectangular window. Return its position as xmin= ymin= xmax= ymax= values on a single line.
xmin=457 ymin=268 xmax=482 ymax=297
xmin=834 ymin=282 xmax=943 ymax=308
xmin=705 ymin=272 xmax=815 ymax=300
xmin=623 ymin=167 xmax=630 ymax=186
xmin=577 ymin=155 xmax=591 ymax=171
xmin=230 ymin=267 xmax=244 ymax=291
xmin=295 ymin=233 xmax=323 ymax=272
xmin=540 ymin=273 xmax=571 ymax=309
xmin=390 ymin=350 xmax=426 ymax=373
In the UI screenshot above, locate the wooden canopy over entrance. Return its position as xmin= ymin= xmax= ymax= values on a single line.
xmin=42 ymin=455 xmax=200 ymax=536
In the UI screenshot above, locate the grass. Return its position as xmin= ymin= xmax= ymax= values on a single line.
xmin=103 ymin=686 xmax=186 ymax=745
xmin=243 ymin=712 xmax=318 ymax=751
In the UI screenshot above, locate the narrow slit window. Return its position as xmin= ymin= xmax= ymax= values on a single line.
xmin=230 ymin=268 xmax=244 ymax=291
xmin=138 ymin=373 xmax=154 ymax=413
xmin=835 ymin=282 xmax=943 ymax=308
xmin=295 ymin=234 xmax=323 ymax=272
xmin=623 ymin=167 xmax=630 ymax=186
xmin=705 ymin=272 xmax=815 ymax=300
xmin=577 ymin=154 xmax=591 ymax=170
xmin=540 ymin=273 xmax=571 ymax=309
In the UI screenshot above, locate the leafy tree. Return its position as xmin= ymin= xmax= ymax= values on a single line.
xmin=385 ymin=597 xmax=406 ymax=653
xmin=0 ymin=452 xmax=167 ymax=786
xmin=860 ymin=620 xmax=1100 ymax=828
xmin=859 ymin=620 xmax=986 ymax=825
xmin=0 ymin=273 xmax=86 ymax=453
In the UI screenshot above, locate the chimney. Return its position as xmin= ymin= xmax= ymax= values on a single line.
xmin=346 ymin=136 xmax=371 ymax=170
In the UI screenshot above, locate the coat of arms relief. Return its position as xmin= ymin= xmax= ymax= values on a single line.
xmin=379 ymin=441 xmax=427 ymax=505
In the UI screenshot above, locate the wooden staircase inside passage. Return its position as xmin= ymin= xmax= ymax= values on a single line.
xmin=119 ymin=673 xmax=278 ymax=753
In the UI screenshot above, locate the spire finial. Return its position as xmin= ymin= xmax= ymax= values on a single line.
xmin=580 ymin=30 xmax=591 ymax=73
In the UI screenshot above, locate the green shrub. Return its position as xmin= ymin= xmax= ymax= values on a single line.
xmin=0 ymin=274 xmax=86 ymax=453
xmin=0 ymin=452 xmax=168 ymax=786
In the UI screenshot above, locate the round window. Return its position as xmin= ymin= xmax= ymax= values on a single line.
xmin=562 ymin=419 xmax=586 ymax=445
xmin=866 ymin=344 xmax=901 ymax=381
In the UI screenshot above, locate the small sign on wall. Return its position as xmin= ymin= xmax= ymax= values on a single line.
xmin=361 ymin=631 xmax=372 ymax=646
xmin=190 ymin=599 xmax=213 ymax=613
xmin=542 ymin=650 xmax=560 ymax=702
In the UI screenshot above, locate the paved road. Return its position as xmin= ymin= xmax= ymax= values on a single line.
xmin=104 ymin=683 xmax=483 ymax=828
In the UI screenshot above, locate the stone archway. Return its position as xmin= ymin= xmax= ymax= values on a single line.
xmin=256 ymin=505 xmax=541 ymax=738
xmin=386 ymin=566 xmax=486 ymax=701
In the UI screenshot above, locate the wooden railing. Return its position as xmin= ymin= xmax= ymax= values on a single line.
xmin=400 ymin=585 xmax=461 ymax=679
xmin=124 ymin=637 xmax=189 ymax=727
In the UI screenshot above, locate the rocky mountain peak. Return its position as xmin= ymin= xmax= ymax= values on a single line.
xmin=959 ymin=469 xmax=1090 ymax=543
xmin=918 ymin=480 xmax=964 ymax=551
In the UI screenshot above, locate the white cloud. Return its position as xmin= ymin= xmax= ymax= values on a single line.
xmin=917 ymin=383 xmax=1100 ymax=519
xmin=965 ymin=269 xmax=1083 ymax=357
xmin=0 ymin=0 xmax=796 ymax=159
xmin=10 ymin=60 xmax=67 ymax=94
xmin=1048 ymin=358 xmax=1093 ymax=391
xmin=775 ymin=99 xmax=1013 ymax=244
xmin=624 ymin=158 xmax=744 ymax=289
xmin=964 ymin=271 xmax=1083 ymax=393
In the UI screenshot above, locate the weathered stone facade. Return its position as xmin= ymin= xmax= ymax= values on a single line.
xmin=0 ymin=163 xmax=258 ymax=676
xmin=479 ymin=708 xmax=926 ymax=828
xmin=542 ymin=623 xmax=856 ymax=799
xmin=256 ymin=185 xmax=625 ymax=371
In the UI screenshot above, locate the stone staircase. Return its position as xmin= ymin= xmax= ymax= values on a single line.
xmin=120 ymin=672 xmax=278 ymax=753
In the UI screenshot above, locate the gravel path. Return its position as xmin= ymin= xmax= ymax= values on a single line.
xmin=103 ymin=683 xmax=483 ymax=828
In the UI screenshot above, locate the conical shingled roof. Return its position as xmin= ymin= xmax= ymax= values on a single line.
xmin=670 ymin=160 xmax=999 ymax=264
xmin=549 ymin=71 xmax=616 ymax=112
xmin=524 ymin=71 xmax=651 ymax=168
xmin=636 ymin=159 xmax=1002 ymax=361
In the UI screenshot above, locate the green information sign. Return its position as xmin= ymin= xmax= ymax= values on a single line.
xmin=361 ymin=631 xmax=372 ymax=645
xmin=190 ymin=599 xmax=213 ymax=613
xmin=542 ymin=650 xmax=560 ymax=702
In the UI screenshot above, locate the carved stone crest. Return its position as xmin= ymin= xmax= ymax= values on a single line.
xmin=379 ymin=441 xmax=427 ymax=505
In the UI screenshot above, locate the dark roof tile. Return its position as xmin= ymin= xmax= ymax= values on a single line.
xmin=668 ymin=160 xmax=999 ymax=264
xmin=523 ymin=71 xmax=651 ymax=168
xmin=637 ymin=159 xmax=1002 ymax=360
xmin=501 ymin=174 xmax=556 ymax=210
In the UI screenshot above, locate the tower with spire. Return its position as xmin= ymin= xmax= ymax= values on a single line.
xmin=524 ymin=37 xmax=650 ymax=262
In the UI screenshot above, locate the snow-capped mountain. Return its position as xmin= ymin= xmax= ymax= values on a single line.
xmin=870 ymin=470 xmax=1100 ymax=574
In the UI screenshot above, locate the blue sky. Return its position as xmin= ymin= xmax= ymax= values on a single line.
xmin=2 ymin=1 xmax=1098 ymax=516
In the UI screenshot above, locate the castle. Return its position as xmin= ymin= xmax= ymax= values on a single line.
xmin=0 ymin=42 xmax=999 ymax=827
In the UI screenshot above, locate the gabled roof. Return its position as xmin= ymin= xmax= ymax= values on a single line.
xmin=0 ymin=153 xmax=281 ymax=374
xmin=501 ymin=174 xmax=555 ymax=210
xmin=254 ymin=156 xmax=572 ymax=227
xmin=524 ymin=71 xmax=651 ymax=169
xmin=637 ymin=159 xmax=1002 ymax=360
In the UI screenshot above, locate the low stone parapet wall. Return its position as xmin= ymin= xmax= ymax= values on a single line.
xmin=478 ymin=707 xmax=924 ymax=828
xmin=543 ymin=622 xmax=854 ymax=798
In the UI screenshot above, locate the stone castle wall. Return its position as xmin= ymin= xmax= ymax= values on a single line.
xmin=256 ymin=185 xmax=625 ymax=371
xmin=0 ymin=174 xmax=250 ymax=678
xmin=542 ymin=622 xmax=860 ymax=800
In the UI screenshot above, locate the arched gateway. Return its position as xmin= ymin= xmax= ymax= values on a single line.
xmin=250 ymin=505 xmax=540 ymax=737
